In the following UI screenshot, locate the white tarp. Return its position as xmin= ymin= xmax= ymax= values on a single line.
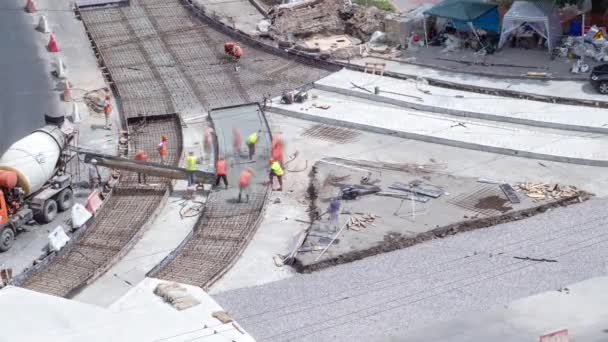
xmin=498 ymin=1 xmax=562 ymax=52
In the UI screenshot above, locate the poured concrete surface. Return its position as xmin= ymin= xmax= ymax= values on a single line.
xmin=316 ymin=68 xmax=608 ymax=133
xmin=1 ymin=278 xmax=255 ymax=341
xmin=193 ymin=0 xmax=264 ymax=35
xmin=207 ymin=113 xmax=608 ymax=294
xmin=295 ymin=158 xmax=579 ymax=270
xmin=397 ymin=276 xmax=608 ymax=341
xmin=270 ymin=90 xmax=608 ymax=166
xmin=347 ymin=56 xmax=607 ymax=103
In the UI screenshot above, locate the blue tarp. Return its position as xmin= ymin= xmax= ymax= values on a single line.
xmin=424 ymin=0 xmax=501 ymax=33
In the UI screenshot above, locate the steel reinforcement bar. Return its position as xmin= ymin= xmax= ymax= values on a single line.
xmin=20 ymin=116 xmax=182 ymax=297
xmin=149 ymin=103 xmax=272 ymax=289
xmin=21 ymin=0 xmax=329 ymax=295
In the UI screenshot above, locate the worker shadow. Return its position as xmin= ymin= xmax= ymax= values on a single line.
xmin=90 ymin=124 xmax=109 ymax=131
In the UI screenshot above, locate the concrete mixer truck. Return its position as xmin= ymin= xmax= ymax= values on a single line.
xmin=0 ymin=125 xmax=75 ymax=252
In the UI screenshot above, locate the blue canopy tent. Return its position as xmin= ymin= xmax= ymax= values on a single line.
xmin=422 ymin=0 xmax=501 ymax=46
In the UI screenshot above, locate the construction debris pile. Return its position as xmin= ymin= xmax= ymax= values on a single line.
xmin=346 ymin=213 xmax=378 ymax=231
xmin=154 ymin=282 xmax=201 ymax=311
xmin=515 ymin=182 xmax=580 ymax=200
xmin=268 ymin=0 xmax=387 ymax=44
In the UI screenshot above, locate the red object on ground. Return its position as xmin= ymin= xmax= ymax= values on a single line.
xmin=239 ymin=170 xmax=252 ymax=186
xmin=540 ymin=328 xmax=569 ymax=342
xmin=232 ymin=127 xmax=242 ymax=150
xmin=0 ymin=171 xmax=18 ymax=190
xmin=48 ymin=33 xmax=60 ymax=52
xmin=25 ymin=0 xmax=37 ymax=13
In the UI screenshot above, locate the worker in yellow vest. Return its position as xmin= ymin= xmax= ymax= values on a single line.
xmin=269 ymin=158 xmax=284 ymax=191
xmin=185 ymin=151 xmax=198 ymax=186
xmin=246 ymin=129 xmax=262 ymax=160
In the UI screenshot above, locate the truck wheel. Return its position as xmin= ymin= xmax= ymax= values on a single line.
xmin=0 ymin=227 xmax=15 ymax=252
xmin=599 ymin=81 xmax=608 ymax=95
xmin=39 ymin=199 xmax=58 ymax=223
xmin=57 ymin=188 xmax=74 ymax=212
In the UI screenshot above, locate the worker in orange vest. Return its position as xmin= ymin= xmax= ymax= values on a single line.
xmin=232 ymin=127 xmax=242 ymax=156
xmin=157 ymin=135 xmax=168 ymax=164
xmin=215 ymin=156 xmax=228 ymax=189
xmin=103 ymin=96 xmax=112 ymax=130
xmin=204 ymin=127 xmax=213 ymax=156
xmin=238 ymin=168 xmax=254 ymax=203
xmin=134 ymin=150 xmax=148 ymax=184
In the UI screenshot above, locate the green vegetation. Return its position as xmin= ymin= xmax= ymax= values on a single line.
xmin=353 ymin=0 xmax=396 ymax=12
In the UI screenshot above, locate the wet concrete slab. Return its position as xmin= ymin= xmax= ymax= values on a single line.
xmin=294 ymin=158 xmax=587 ymax=272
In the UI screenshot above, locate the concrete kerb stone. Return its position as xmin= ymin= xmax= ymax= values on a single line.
xmin=313 ymin=83 xmax=608 ymax=135
xmin=294 ymin=192 xmax=592 ymax=273
xmin=268 ymin=106 xmax=608 ymax=167
xmin=368 ymin=54 xmax=588 ymax=82
xmin=334 ymin=62 xmax=608 ymax=109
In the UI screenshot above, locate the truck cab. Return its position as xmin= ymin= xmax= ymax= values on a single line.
xmin=0 ymin=188 xmax=34 ymax=252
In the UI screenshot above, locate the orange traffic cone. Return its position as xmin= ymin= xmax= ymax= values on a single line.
xmin=48 ymin=33 xmax=60 ymax=52
xmin=63 ymin=80 xmax=72 ymax=102
xmin=25 ymin=0 xmax=37 ymax=13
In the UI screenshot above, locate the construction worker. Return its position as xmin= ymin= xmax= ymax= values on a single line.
xmin=204 ymin=127 xmax=213 ymax=156
xmin=269 ymin=158 xmax=284 ymax=191
xmin=328 ymin=197 xmax=341 ymax=232
xmin=157 ymin=135 xmax=168 ymax=164
xmin=224 ymin=42 xmax=235 ymax=54
xmin=246 ymin=129 xmax=261 ymax=160
xmin=103 ymin=96 xmax=112 ymax=130
xmin=215 ymin=156 xmax=228 ymax=189
xmin=185 ymin=151 xmax=198 ymax=186
xmin=88 ymin=164 xmax=100 ymax=189
xmin=238 ymin=167 xmax=254 ymax=203
xmin=134 ymin=150 xmax=148 ymax=184
xmin=232 ymin=127 xmax=242 ymax=156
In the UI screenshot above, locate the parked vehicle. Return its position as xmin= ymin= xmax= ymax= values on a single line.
xmin=590 ymin=64 xmax=608 ymax=94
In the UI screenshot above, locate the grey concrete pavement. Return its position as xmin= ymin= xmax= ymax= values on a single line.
xmin=316 ymin=69 xmax=608 ymax=133
xmin=214 ymin=197 xmax=608 ymax=342
xmin=0 ymin=0 xmax=61 ymax=153
xmin=346 ymin=57 xmax=606 ymax=104
xmin=0 ymin=0 xmax=117 ymax=273
xmin=397 ymin=276 xmax=608 ymax=342
xmin=209 ymin=113 xmax=608 ymax=294
xmin=269 ymin=90 xmax=608 ymax=166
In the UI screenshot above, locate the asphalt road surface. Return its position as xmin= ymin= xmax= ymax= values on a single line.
xmin=215 ymin=198 xmax=608 ymax=342
xmin=0 ymin=2 xmax=61 ymax=154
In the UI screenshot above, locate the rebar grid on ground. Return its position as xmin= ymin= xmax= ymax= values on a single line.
xmin=80 ymin=0 xmax=331 ymax=117
xmin=21 ymin=117 xmax=182 ymax=297
xmin=23 ymin=0 xmax=327 ymax=295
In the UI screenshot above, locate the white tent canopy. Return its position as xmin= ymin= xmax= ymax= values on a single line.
xmin=498 ymin=1 xmax=562 ymax=52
